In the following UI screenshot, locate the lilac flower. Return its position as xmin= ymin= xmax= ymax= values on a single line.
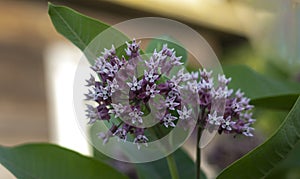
xmin=84 ymin=89 xmax=96 ymax=100
xmin=167 ymin=90 xmax=179 ymax=98
xmin=96 ymin=85 xmax=111 ymax=100
xmin=145 ymin=51 xmax=162 ymax=71
xmin=170 ymin=53 xmax=183 ymax=66
xmin=198 ymin=78 xmax=213 ymax=92
xmin=190 ymin=71 xmax=199 ymax=80
xmin=84 ymin=39 xmax=256 ymax=149
xmin=130 ymin=127 xmax=149 ymax=149
xmin=221 ymin=116 xmax=235 ymax=131
xmin=101 ymin=45 xmax=116 ymax=59
xmin=211 ymin=86 xmax=232 ymax=99
xmin=85 ymin=104 xmax=98 ymax=124
xmin=177 ymin=106 xmax=192 ymax=120
xmin=218 ymin=74 xmax=231 ymax=86
xmin=188 ymin=80 xmax=199 ymax=93
xmin=134 ymin=134 xmax=149 ymax=150
xmin=162 ymin=114 xmax=177 ymax=128
xmin=106 ymin=63 xmax=118 ymax=77
xmin=176 ymin=68 xmax=192 ymax=82
xmin=107 ymin=78 xmax=119 ymax=93
xmin=113 ymin=128 xmax=127 ymax=142
xmin=146 ymin=84 xmax=160 ymax=98
xmin=129 ymin=108 xmax=144 ymax=124
xmin=165 ymin=96 xmax=180 ymax=110
xmin=144 ymin=69 xmax=159 ymax=83
xmin=208 ymin=111 xmax=223 ymax=126
xmin=125 ymin=39 xmax=140 ymax=58
xmin=160 ymin=44 xmax=171 ymax=54
xmin=235 ymin=89 xmax=244 ymax=98
xmin=127 ymin=76 xmax=143 ymax=91
xmin=242 ymin=125 xmax=254 ymax=137
xmin=85 ymin=75 xmax=96 ymax=87
xmin=200 ymin=68 xmax=212 ymax=79
xmin=108 ymin=103 xmax=126 ymax=118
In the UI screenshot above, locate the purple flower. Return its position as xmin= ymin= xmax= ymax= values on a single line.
xmin=221 ymin=116 xmax=235 ymax=131
xmin=146 ymin=84 xmax=160 ymax=98
xmin=125 ymin=39 xmax=140 ymax=58
xmin=84 ymin=89 xmax=96 ymax=100
xmin=96 ymin=85 xmax=111 ymax=100
xmin=134 ymin=134 xmax=149 ymax=150
xmin=242 ymin=125 xmax=254 ymax=137
xmin=108 ymin=103 xmax=126 ymax=118
xmin=129 ymin=108 xmax=144 ymax=124
xmin=162 ymin=113 xmax=177 ymax=128
xmin=85 ymin=75 xmax=96 ymax=87
xmin=127 ymin=76 xmax=143 ymax=91
xmin=218 ymin=74 xmax=231 ymax=86
xmin=113 ymin=128 xmax=128 ymax=142
xmin=165 ymin=96 xmax=180 ymax=110
xmin=208 ymin=111 xmax=223 ymax=126
xmin=144 ymin=69 xmax=159 ymax=83
xmin=145 ymin=51 xmax=161 ymax=70
xmin=211 ymin=86 xmax=232 ymax=99
xmin=85 ymin=104 xmax=98 ymax=124
xmin=85 ymin=39 xmax=256 ymax=149
xmin=177 ymin=106 xmax=192 ymax=120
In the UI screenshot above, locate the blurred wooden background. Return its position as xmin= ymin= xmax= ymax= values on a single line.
xmin=0 ymin=1 xmax=50 ymax=146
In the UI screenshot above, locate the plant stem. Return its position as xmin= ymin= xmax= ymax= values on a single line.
xmin=196 ymin=125 xmax=203 ymax=179
xmin=166 ymin=154 xmax=180 ymax=179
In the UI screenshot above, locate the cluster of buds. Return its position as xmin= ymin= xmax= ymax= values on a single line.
xmin=85 ymin=39 xmax=255 ymax=149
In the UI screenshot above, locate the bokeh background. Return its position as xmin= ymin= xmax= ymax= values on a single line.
xmin=0 ymin=0 xmax=299 ymax=178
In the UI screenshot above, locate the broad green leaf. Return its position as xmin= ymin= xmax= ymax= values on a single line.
xmin=48 ymin=3 xmax=109 ymax=52
xmin=135 ymin=148 xmax=207 ymax=179
xmin=146 ymin=35 xmax=188 ymax=64
xmin=265 ymin=142 xmax=300 ymax=179
xmin=224 ymin=65 xmax=300 ymax=110
xmin=217 ymin=96 xmax=300 ymax=179
xmin=0 ymin=143 xmax=128 ymax=179
xmin=48 ymin=3 xmax=129 ymax=64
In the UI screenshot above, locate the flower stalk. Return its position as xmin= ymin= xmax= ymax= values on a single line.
xmin=166 ymin=154 xmax=180 ymax=179
xmin=196 ymin=125 xmax=203 ymax=179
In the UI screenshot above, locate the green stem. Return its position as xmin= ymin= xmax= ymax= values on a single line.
xmin=166 ymin=154 xmax=180 ymax=179
xmin=196 ymin=107 xmax=206 ymax=179
xmin=196 ymin=125 xmax=203 ymax=179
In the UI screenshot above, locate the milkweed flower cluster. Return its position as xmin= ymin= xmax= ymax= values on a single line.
xmin=85 ymin=39 xmax=255 ymax=149
xmin=192 ymin=69 xmax=255 ymax=136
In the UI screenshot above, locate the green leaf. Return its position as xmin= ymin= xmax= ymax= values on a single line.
xmin=217 ymin=96 xmax=300 ymax=179
xmin=265 ymin=142 xmax=300 ymax=179
xmin=0 ymin=143 xmax=128 ymax=179
xmin=135 ymin=148 xmax=207 ymax=179
xmin=48 ymin=3 xmax=109 ymax=52
xmin=224 ymin=65 xmax=300 ymax=110
xmin=48 ymin=3 xmax=129 ymax=64
xmin=146 ymin=35 xmax=188 ymax=64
